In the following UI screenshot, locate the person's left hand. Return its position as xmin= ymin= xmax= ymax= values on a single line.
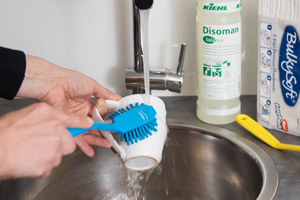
xmin=17 ymin=55 xmax=121 ymax=157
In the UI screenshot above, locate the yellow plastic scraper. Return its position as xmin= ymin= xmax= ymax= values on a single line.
xmin=236 ymin=114 xmax=300 ymax=152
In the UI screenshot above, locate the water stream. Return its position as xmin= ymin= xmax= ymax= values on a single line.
xmin=109 ymin=136 xmax=189 ymax=200
xmin=112 ymin=10 xmax=153 ymax=200
xmin=140 ymin=9 xmax=151 ymax=105
xmin=114 ymin=9 xmax=174 ymax=200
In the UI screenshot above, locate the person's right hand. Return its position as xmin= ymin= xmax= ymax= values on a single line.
xmin=0 ymin=103 xmax=93 ymax=179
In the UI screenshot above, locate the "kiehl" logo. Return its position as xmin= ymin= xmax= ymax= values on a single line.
xmin=203 ymin=3 xmax=228 ymax=11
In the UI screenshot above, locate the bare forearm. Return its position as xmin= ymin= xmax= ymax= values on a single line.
xmin=0 ymin=138 xmax=10 ymax=179
xmin=16 ymin=55 xmax=64 ymax=100
xmin=0 ymin=145 xmax=4 ymax=178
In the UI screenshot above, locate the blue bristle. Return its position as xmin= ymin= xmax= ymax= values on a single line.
xmin=137 ymin=127 xmax=143 ymax=141
xmin=147 ymin=123 xmax=157 ymax=133
xmin=131 ymin=130 xmax=135 ymax=143
xmin=126 ymin=131 xmax=130 ymax=144
xmin=146 ymin=125 xmax=152 ymax=136
xmin=121 ymin=120 xmax=160 ymax=145
xmin=109 ymin=111 xmax=121 ymax=119
xmin=108 ymin=102 xmax=158 ymax=145
xmin=140 ymin=126 xmax=145 ymax=138
xmin=147 ymin=129 xmax=153 ymax=136
xmin=151 ymin=122 xmax=158 ymax=129
xmin=132 ymin=129 xmax=138 ymax=143
xmin=143 ymin=125 xmax=150 ymax=138
xmin=140 ymin=126 xmax=147 ymax=140
xmin=125 ymin=133 xmax=130 ymax=145
xmin=129 ymin=131 xmax=134 ymax=144
xmin=153 ymin=118 xmax=158 ymax=124
xmin=124 ymin=132 xmax=127 ymax=141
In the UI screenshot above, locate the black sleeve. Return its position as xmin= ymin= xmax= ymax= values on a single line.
xmin=0 ymin=46 xmax=26 ymax=100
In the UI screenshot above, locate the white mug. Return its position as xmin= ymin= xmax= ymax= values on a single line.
xmin=92 ymin=94 xmax=168 ymax=171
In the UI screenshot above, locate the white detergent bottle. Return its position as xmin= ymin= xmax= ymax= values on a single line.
xmin=196 ymin=0 xmax=242 ymax=124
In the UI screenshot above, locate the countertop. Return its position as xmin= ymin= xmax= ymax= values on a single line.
xmin=0 ymin=95 xmax=299 ymax=200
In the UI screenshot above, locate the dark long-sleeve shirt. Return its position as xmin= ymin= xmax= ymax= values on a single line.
xmin=0 ymin=46 xmax=26 ymax=100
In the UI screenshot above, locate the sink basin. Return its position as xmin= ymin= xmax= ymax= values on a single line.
xmin=0 ymin=119 xmax=278 ymax=200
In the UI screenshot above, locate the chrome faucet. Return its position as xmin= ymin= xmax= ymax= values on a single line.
xmin=126 ymin=0 xmax=186 ymax=94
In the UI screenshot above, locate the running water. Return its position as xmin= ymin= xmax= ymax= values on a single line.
xmin=109 ymin=9 xmax=153 ymax=200
xmin=140 ymin=9 xmax=170 ymax=143
xmin=110 ymin=168 xmax=157 ymax=200
xmin=110 ymin=9 xmax=179 ymax=200
xmin=140 ymin=9 xmax=151 ymax=105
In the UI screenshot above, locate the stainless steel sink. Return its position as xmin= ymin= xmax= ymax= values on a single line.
xmin=0 ymin=119 xmax=278 ymax=200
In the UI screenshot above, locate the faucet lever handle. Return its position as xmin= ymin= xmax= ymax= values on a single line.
xmin=177 ymin=43 xmax=187 ymax=75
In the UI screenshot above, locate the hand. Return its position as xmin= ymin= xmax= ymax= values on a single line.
xmin=0 ymin=103 xmax=93 ymax=179
xmin=17 ymin=55 xmax=121 ymax=157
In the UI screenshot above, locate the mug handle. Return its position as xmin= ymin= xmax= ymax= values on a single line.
xmin=105 ymin=100 xmax=121 ymax=113
xmin=92 ymin=106 xmax=126 ymax=159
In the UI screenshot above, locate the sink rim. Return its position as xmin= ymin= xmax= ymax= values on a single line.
xmin=166 ymin=118 xmax=278 ymax=200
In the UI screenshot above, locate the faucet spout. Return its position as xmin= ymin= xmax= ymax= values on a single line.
xmin=135 ymin=0 xmax=154 ymax=10
xmin=128 ymin=0 xmax=186 ymax=94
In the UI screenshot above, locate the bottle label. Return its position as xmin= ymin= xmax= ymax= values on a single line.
xmin=201 ymin=22 xmax=241 ymax=100
xmin=201 ymin=1 xmax=242 ymax=13
xmin=202 ymin=105 xmax=240 ymax=116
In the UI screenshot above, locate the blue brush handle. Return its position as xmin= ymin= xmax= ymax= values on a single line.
xmin=68 ymin=121 xmax=120 ymax=137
